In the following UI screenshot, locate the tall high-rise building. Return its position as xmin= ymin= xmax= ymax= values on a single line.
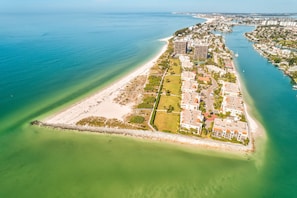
xmin=194 ymin=45 xmax=208 ymax=60
xmin=174 ymin=40 xmax=188 ymax=55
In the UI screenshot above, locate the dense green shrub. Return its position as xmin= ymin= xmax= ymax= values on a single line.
xmin=130 ymin=116 xmax=145 ymax=124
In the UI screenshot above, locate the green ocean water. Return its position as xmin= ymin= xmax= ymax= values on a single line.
xmin=1 ymin=13 xmax=297 ymax=197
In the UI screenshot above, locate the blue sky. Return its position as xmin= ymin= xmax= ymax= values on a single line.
xmin=1 ymin=0 xmax=296 ymax=13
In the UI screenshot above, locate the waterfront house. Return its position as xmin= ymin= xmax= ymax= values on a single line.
xmin=288 ymin=66 xmax=297 ymax=72
xmin=224 ymin=58 xmax=234 ymax=69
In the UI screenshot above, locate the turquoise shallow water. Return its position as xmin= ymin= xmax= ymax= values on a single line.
xmin=225 ymin=26 xmax=297 ymax=197
xmin=1 ymin=13 xmax=297 ymax=197
xmin=1 ymin=13 xmax=203 ymax=134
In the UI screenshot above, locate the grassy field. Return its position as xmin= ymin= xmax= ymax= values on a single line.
xmin=158 ymin=95 xmax=181 ymax=112
xmin=169 ymin=59 xmax=182 ymax=75
xmin=154 ymin=111 xmax=180 ymax=133
xmin=163 ymin=76 xmax=181 ymax=95
xmin=152 ymin=57 xmax=182 ymax=133
xmin=169 ymin=60 xmax=181 ymax=75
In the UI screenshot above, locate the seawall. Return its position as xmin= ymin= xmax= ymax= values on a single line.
xmin=31 ymin=120 xmax=253 ymax=154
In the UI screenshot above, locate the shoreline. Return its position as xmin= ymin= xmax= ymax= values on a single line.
xmin=37 ymin=28 xmax=261 ymax=155
xmin=232 ymin=56 xmax=267 ymax=152
xmin=245 ymin=28 xmax=297 ymax=85
xmin=32 ymin=120 xmax=253 ymax=155
xmin=193 ymin=15 xmax=216 ymax=24
xmin=44 ymin=37 xmax=171 ymax=125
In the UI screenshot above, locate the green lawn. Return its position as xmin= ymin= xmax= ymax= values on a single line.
xmin=154 ymin=112 xmax=180 ymax=133
xmin=158 ymin=95 xmax=181 ymax=112
xmin=163 ymin=76 xmax=181 ymax=95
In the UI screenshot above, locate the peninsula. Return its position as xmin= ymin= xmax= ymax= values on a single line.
xmin=245 ymin=23 xmax=297 ymax=85
xmin=32 ymin=15 xmax=264 ymax=153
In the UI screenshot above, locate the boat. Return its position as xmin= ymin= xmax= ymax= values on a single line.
xmin=293 ymin=85 xmax=297 ymax=90
xmin=235 ymin=53 xmax=239 ymax=57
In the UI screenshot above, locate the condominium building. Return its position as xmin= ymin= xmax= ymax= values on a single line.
xmin=174 ymin=40 xmax=188 ymax=55
xmin=181 ymin=80 xmax=198 ymax=93
xmin=180 ymin=109 xmax=204 ymax=134
xmin=179 ymin=55 xmax=193 ymax=69
xmin=222 ymin=82 xmax=240 ymax=96
xmin=206 ymin=65 xmax=226 ymax=76
xmin=222 ymin=95 xmax=244 ymax=116
xmin=193 ymin=44 xmax=208 ymax=60
xmin=181 ymin=71 xmax=196 ymax=81
xmin=212 ymin=118 xmax=249 ymax=142
xmin=181 ymin=92 xmax=200 ymax=111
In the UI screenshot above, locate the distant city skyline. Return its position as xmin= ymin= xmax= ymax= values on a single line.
xmin=1 ymin=0 xmax=297 ymax=13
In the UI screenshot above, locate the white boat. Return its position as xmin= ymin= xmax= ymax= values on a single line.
xmin=293 ymin=85 xmax=297 ymax=90
xmin=235 ymin=53 xmax=239 ymax=57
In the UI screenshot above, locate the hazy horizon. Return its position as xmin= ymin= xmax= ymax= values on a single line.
xmin=1 ymin=0 xmax=296 ymax=13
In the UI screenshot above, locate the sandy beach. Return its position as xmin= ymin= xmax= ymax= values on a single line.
xmin=44 ymin=37 xmax=171 ymax=125
xmin=232 ymin=59 xmax=267 ymax=149
xmin=193 ymin=14 xmax=216 ymax=24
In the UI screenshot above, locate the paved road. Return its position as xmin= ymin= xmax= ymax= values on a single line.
xmin=201 ymin=76 xmax=218 ymax=113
